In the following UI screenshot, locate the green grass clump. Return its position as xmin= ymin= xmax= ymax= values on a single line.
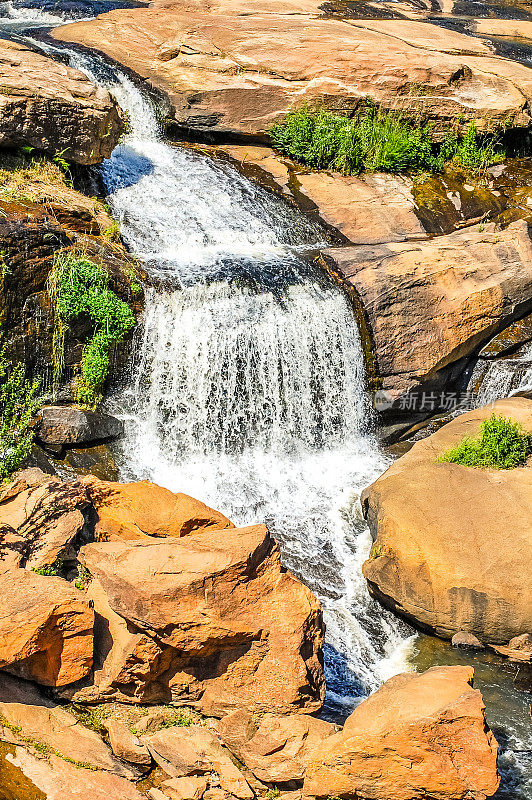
xmin=270 ymin=107 xmax=505 ymax=176
xmin=438 ymin=414 xmax=531 ymax=470
xmin=48 ymin=251 xmax=135 ymax=408
xmin=0 ymin=346 xmax=42 ymax=481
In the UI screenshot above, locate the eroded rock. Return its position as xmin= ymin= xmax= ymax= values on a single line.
xmin=82 ymin=477 xmax=234 ymax=541
xmin=218 ymin=709 xmax=335 ymax=783
xmin=304 ymin=666 xmax=499 ymax=800
xmin=54 ymin=1 xmax=532 ymax=140
xmin=37 ymin=407 xmax=124 ymax=448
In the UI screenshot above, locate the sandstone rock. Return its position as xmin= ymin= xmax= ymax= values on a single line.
xmin=304 ymin=665 xmax=499 ymax=800
xmin=0 ymin=568 xmax=93 ymax=686
xmin=324 ymin=221 xmax=532 ymax=402
xmin=452 ymin=631 xmax=483 ymax=650
xmin=105 ymin=718 xmax=151 ymax=770
xmin=491 ymin=633 xmax=532 ymax=662
xmin=54 ymin=3 xmax=532 ymax=141
xmin=75 ymin=525 xmax=324 ymax=713
xmin=362 ymin=398 xmax=532 ymax=643
xmin=0 ymin=469 xmax=90 ymax=570
xmin=0 ymin=673 xmax=134 ymax=777
xmin=160 ymin=776 xmax=209 ymax=800
xmin=0 ymin=39 xmax=123 ymax=164
xmin=218 ymin=709 xmax=335 ymax=783
xmin=143 ymin=726 xmax=253 ymax=799
xmin=3 ymin=746 xmax=146 ymax=800
xmin=37 ymin=406 xmax=124 ymax=448
xmin=82 ymin=477 xmax=234 ymax=541
xmin=479 ymin=311 xmax=532 ymax=359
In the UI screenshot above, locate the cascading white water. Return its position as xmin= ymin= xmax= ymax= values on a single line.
xmin=32 ymin=37 xmax=414 ymax=708
xmin=474 ymin=342 xmax=532 ymax=406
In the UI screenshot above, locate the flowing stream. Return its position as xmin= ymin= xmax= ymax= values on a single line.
xmin=28 ymin=24 xmax=415 ymax=716
xmin=0 ymin=4 xmax=530 ymax=797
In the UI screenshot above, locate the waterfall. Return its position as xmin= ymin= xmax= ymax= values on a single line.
xmin=34 ymin=37 xmax=414 ymax=709
xmin=473 ymin=343 xmax=532 ymax=406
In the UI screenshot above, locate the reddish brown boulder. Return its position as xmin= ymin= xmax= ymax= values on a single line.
xmin=324 ymin=221 xmax=532 ymax=401
xmin=362 ymin=398 xmax=532 ymax=643
xmin=0 ymin=569 xmax=93 ymax=687
xmin=304 ymin=666 xmax=499 ymax=800
xmin=82 ymin=477 xmax=234 ymax=541
xmin=0 ymin=39 xmax=123 ymax=164
xmin=74 ymin=524 xmax=324 ymax=714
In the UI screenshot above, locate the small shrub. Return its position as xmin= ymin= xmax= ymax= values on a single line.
xmin=438 ymin=414 xmax=531 ymax=469
xmin=270 ymin=107 xmax=505 ymax=176
xmin=47 ymin=251 xmax=135 ymax=408
xmin=74 ymin=564 xmax=91 ymax=591
xmin=0 ymin=347 xmax=42 ymax=481
xmin=32 ymin=559 xmax=62 ymax=577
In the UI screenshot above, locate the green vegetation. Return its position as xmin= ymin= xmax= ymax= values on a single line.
xmin=74 ymin=564 xmax=91 ymax=591
xmin=266 ymin=789 xmax=280 ymax=800
xmin=48 ymin=251 xmax=135 ymax=408
xmin=438 ymin=414 xmax=531 ymax=470
xmin=129 ymin=708 xmax=195 ymax=736
xmin=0 ymin=347 xmax=41 ymax=481
xmin=270 ymin=107 xmax=505 ymax=176
xmin=32 ymin=559 xmax=62 ymax=577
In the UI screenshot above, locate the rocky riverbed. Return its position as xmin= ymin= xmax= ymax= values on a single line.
xmin=0 ymin=0 xmax=531 ymax=799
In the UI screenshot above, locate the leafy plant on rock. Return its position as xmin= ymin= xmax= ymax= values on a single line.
xmin=0 ymin=347 xmax=42 ymax=481
xmin=48 ymin=251 xmax=135 ymax=409
xmin=438 ymin=414 xmax=531 ymax=469
xmin=270 ymin=107 xmax=506 ymax=176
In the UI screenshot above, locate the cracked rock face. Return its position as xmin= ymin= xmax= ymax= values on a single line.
xmin=54 ymin=0 xmax=532 ymax=140
xmin=0 ymin=39 xmax=123 ymax=164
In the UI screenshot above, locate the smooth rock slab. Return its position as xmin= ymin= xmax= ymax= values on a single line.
xmin=0 ymin=39 xmax=123 ymax=164
xmin=304 ymin=665 xmax=499 ymax=800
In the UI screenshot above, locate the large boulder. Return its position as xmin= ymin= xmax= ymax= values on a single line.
xmin=304 ymin=666 xmax=499 ymax=800
xmin=82 ymin=477 xmax=234 ymax=541
xmin=71 ymin=524 xmax=324 ymax=713
xmin=362 ymin=398 xmax=532 ymax=643
xmin=0 ymin=39 xmax=123 ymax=164
xmin=324 ymin=221 xmax=532 ymax=403
xmin=53 ymin=1 xmax=532 ymax=141
xmin=36 ymin=406 xmax=124 ymax=448
xmin=0 ymin=568 xmax=93 ymax=686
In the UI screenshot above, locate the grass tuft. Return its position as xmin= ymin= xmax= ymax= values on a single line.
xmin=270 ymin=107 xmax=505 ymax=176
xmin=438 ymin=414 xmax=531 ymax=469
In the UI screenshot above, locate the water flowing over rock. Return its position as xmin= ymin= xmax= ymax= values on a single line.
xmin=76 ymin=524 xmax=325 ymax=713
xmin=324 ymin=221 xmax=532 ymax=405
xmin=304 ymin=665 xmax=500 ymax=800
xmin=362 ymin=398 xmax=532 ymax=643
xmin=0 ymin=568 xmax=93 ymax=687
xmin=53 ymin=0 xmax=532 ymax=140
xmin=0 ymin=39 xmax=123 ymax=163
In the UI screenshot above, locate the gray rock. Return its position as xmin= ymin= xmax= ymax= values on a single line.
xmin=37 ymin=406 xmax=124 ymax=447
xmin=451 ymin=631 xmax=484 ymax=650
